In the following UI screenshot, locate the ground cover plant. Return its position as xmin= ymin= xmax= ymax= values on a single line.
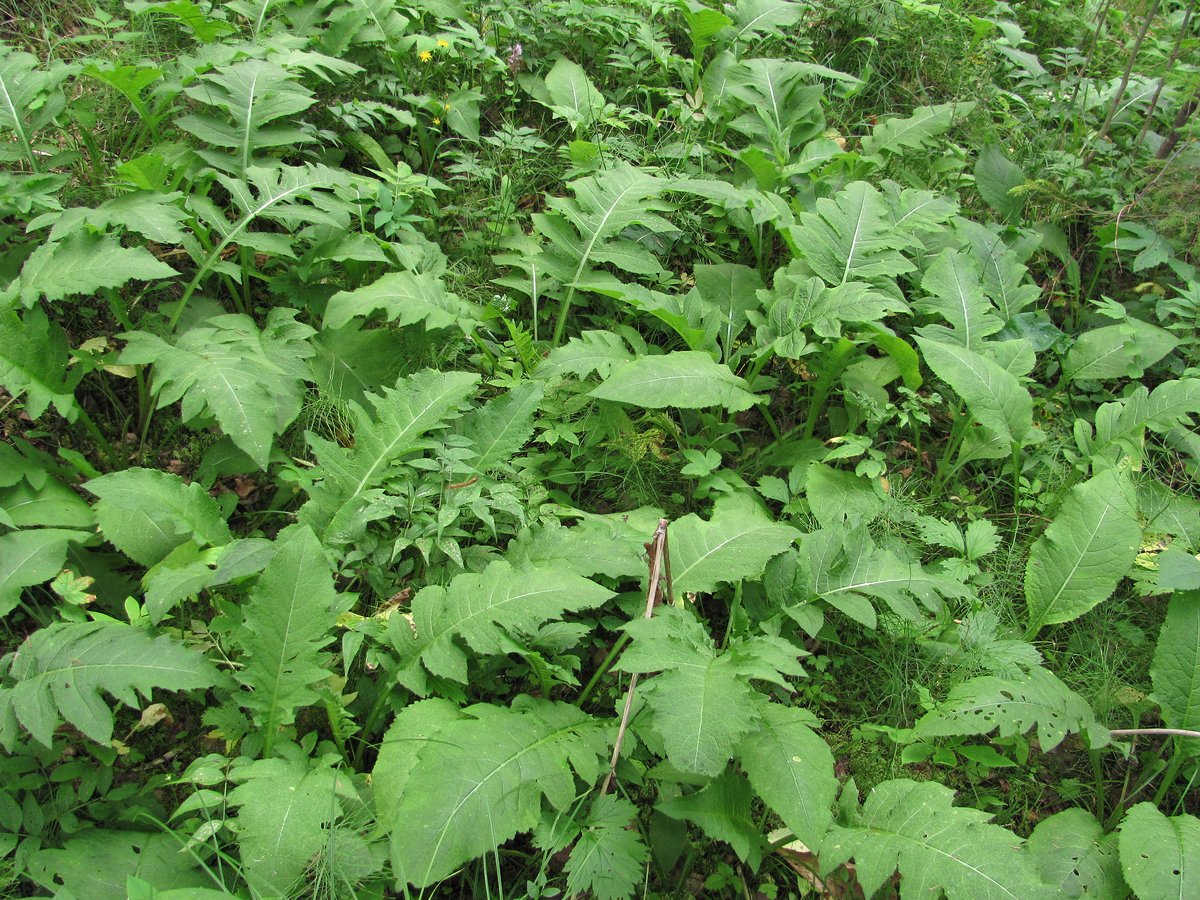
xmin=1 ymin=0 xmax=1200 ymax=896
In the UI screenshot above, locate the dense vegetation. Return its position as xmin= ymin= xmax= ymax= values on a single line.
xmin=2 ymin=0 xmax=1200 ymax=896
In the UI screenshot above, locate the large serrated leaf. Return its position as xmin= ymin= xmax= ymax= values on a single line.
xmin=87 ymin=468 xmax=231 ymax=567
xmin=1119 ymin=803 xmax=1200 ymax=899
xmin=26 ymin=830 xmax=213 ymax=900
xmin=1088 ymin=378 xmax=1200 ymax=463
xmin=668 ymin=493 xmax=800 ymax=594
xmin=300 ymin=369 xmax=479 ymax=540
xmin=0 ymin=306 xmax=80 ymax=420
xmin=0 ymin=621 xmax=222 ymax=748
xmin=1150 ymin=590 xmax=1200 ymax=751
xmin=121 ymin=309 xmax=316 ymax=469
xmin=821 ymin=779 xmax=1044 ymax=899
xmin=235 ymin=526 xmax=339 ymax=746
xmin=915 ymin=248 xmax=1002 ymax=349
xmin=1063 ymin=318 xmax=1178 ymax=383
xmin=658 ymin=768 xmax=762 ymax=865
xmin=562 ymin=795 xmax=649 ymax=900
xmin=862 ymin=102 xmax=974 ymax=159
xmin=786 ymin=181 xmax=915 ymax=286
xmin=12 ymin=231 xmax=178 ymax=307
xmin=457 ymin=381 xmax=544 ymax=471
xmin=618 ymin=607 xmax=803 ymax=776
xmin=176 ymin=57 xmax=315 ymax=175
xmin=0 ymin=527 xmax=91 ymax=617
xmin=323 ymin=270 xmax=479 ymax=331
xmin=914 ymin=666 xmax=1104 ymax=751
xmin=917 ymin=336 xmax=1033 ymax=447
xmin=974 ymin=145 xmax=1025 ymax=223
xmin=1024 ymin=469 xmax=1140 ymax=637
xmin=229 ymin=756 xmax=370 ymax=898
xmin=737 ymin=703 xmax=836 ymax=849
xmin=591 ymin=351 xmax=760 ymax=411
xmin=392 ymin=559 xmax=612 ymax=694
xmin=542 ymin=57 xmax=605 ymax=131
xmin=374 ymin=697 xmax=606 ymax=888
xmin=1028 ymin=809 xmax=1123 ymax=899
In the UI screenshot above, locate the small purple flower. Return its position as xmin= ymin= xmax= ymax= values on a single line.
xmin=507 ymin=42 xmax=523 ymax=74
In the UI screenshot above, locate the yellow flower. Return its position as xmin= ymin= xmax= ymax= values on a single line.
xmin=436 ymin=39 xmax=449 ymax=48
xmin=432 ymin=117 xmax=442 ymax=126
xmin=442 ymin=102 xmax=451 ymax=112
xmin=418 ymin=50 xmax=432 ymax=62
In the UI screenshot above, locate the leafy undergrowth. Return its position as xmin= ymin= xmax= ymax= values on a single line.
xmin=2 ymin=0 xmax=1200 ymax=898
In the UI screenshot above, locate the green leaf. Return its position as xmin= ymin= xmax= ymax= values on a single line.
xmin=392 ymin=560 xmax=612 ymax=694
xmin=176 ymin=165 xmax=350 ymax=319
xmin=1150 ymin=591 xmax=1200 ymax=749
xmin=914 ymin=666 xmax=1104 ymax=751
xmin=0 ymin=476 xmax=93 ymax=528
xmin=374 ymin=697 xmax=606 ymax=888
xmin=124 ymin=309 xmax=315 ymax=468
xmin=668 ymin=493 xmax=800 ymax=594
xmin=680 ymin=3 xmax=731 ymax=60
xmin=804 ymin=527 xmax=970 ymax=626
xmin=535 ymin=329 xmax=634 ymax=380
xmin=0 ymin=46 xmax=71 ymax=170
xmin=737 ymin=703 xmax=837 ymax=849
xmin=1024 ymin=469 xmax=1140 ymax=637
xmin=234 ymin=526 xmax=340 ymax=745
xmin=956 ymin=218 xmax=1042 ymax=320
xmin=757 ymin=268 xmax=907 ymax=356
xmin=542 ymin=57 xmax=606 ymax=131
xmin=505 ymin=511 xmax=656 ymax=579
xmin=11 ymin=231 xmax=178 ymax=307
xmin=300 ymin=369 xmax=480 ymax=540
xmin=862 ymin=102 xmax=975 ymax=160
xmin=917 ymin=336 xmax=1034 ymax=446
xmin=1063 ymin=319 xmax=1178 ymax=383
xmin=916 ymin=249 xmax=1003 ymax=349
xmin=822 ymin=779 xmax=1044 ymax=899
xmin=176 ymin=58 xmax=315 ymax=175
xmin=1119 ymin=803 xmax=1200 ymax=900
xmin=618 ymin=606 xmax=803 ymax=776
xmin=0 ymin=306 xmax=80 ymax=420
xmin=726 ymin=0 xmax=804 ymax=41
xmin=563 ymin=795 xmax=649 ymax=900
xmin=658 ymin=768 xmax=763 ymax=865
xmin=1087 ymin=378 xmax=1200 ymax=463
xmin=229 ymin=756 xmax=363 ymax=898
xmin=87 ymin=468 xmax=231 ymax=567
xmin=323 ymin=270 xmax=480 ymax=332
xmin=1028 ymin=809 xmax=1123 ymax=899
xmin=457 ymin=381 xmax=544 ymax=471
xmin=786 ymin=181 xmax=915 ymax=286
xmin=40 ymin=190 xmax=188 ymax=245
xmin=694 ymin=262 xmax=764 ymax=356
xmin=975 ymin=145 xmax=1025 ymax=223
xmin=592 ymin=351 xmax=760 ymax=411
xmin=27 ymin=830 xmax=213 ymax=900
xmin=805 ymin=463 xmax=884 ymax=530
xmin=0 ymin=527 xmax=90 ymax=618
xmin=0 ymin=621 xmax=221 ymax=748
xmin=723 ymin=56 xmax=827 ymax=157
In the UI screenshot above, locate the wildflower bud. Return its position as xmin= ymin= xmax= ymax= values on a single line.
xmin=507 ymin=42 xmax=523 ymax=74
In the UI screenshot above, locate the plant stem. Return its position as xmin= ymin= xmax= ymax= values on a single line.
xmin=1086 ymin=0 xmax=1163 ymax=164
xmin=600 ymin=518 xmax=669 ymax=796
xmin=578 ymin=633 xmax=630 ymax=708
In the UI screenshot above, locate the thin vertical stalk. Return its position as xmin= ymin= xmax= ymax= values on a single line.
xmin=1087 ymin=0 xmax=1164 ymax=163
xmin=1058 ymin=0 xmax=1117 ymax=153
xmin=600 ymin=518 xmax=670 ymax=797
xmin=1134 ymin=1 xmax=1194 ymax=149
